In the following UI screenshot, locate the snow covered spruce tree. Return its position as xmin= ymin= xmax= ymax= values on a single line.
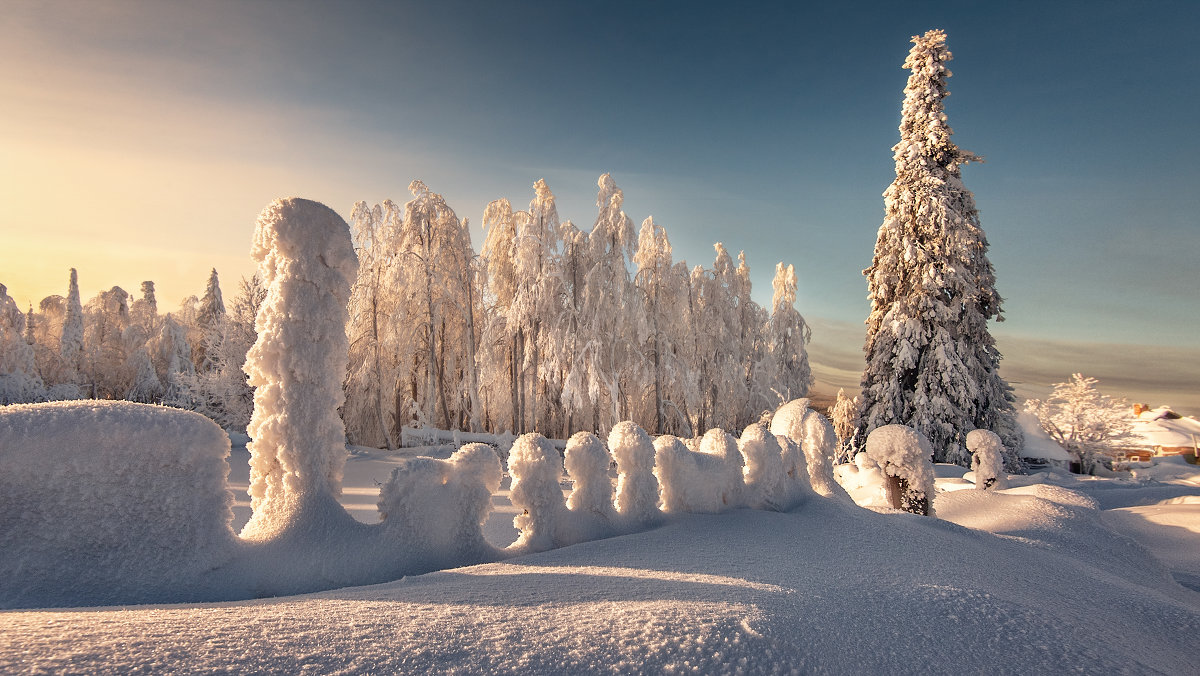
xmin=859 ymin=29 xmax=1020 ymax=466
xmin=240 ymin=198 xmax=358 ymax=540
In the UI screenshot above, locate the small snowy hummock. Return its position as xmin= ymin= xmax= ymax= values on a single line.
xmin=0 ymin=401 xmax=237 ymax=608
xmin=608 ymin=421 xmax=661 ymax=526
xmin=507 ymin=433 xmax=570 ymax=552
xmin=378 ymin=443 xmax=502 ymax=563
xmin=563 ymin=431 xmax=617 ymax=539
xmin=965 ymin=429 xmax=1008 ymax=490
xmin=240 ymin=198 xmax=358 ymax=540
xmin=770 ymin=399 xmax=852 ymax=501
xmin=698 ymin=428 xmax=745 ymax=508
xmin=864 ymin=424 xmax=936 ymax=515
xmin=654 ymin=434 xmax=737 ymax=514
xmin=739 ymin=422 xmax=787 ymax=510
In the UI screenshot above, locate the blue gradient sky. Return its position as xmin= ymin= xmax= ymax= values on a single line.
xmin=2 ymin=1 xmax=1197 ymax=405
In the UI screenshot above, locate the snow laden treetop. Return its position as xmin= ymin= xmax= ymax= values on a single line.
xmin=859 ymin=29 xmax=1020 ymax=467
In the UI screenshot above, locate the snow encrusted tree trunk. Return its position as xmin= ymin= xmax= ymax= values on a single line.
xmin=240 ymin=198 xmax=358 ymax=540
xmin=859 ymin=29 xmax=1020 ymax=466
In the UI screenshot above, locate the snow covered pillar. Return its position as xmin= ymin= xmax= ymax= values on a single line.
xmin=240 ymin=198 xmax=358 ymax=539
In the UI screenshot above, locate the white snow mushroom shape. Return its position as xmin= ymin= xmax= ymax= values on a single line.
xmin=507 ymin=433 xmax=570 ymax=552
xmin=966 ymin=429 xmax=1008 ymax=490
xmin=240 ymin=198 xmax=358 ymax=540
xmin=378 ymin=443 xmax=502 ymax=562
xmin=655 ymin=433 xmax=742 ymax=514
xmin=864 ymin=424 xmax=936 ymax=516
xmin=608 ymin=421 xmax=661 ymax=525
xmin=564 ymin=431 xmax=617 ymax=535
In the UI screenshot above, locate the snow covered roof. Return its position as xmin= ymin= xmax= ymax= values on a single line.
xmin=1017 ymin=412 xmax=1073 ymax=462
xmin=1131 ymin=407 xmax=1200 ymax=449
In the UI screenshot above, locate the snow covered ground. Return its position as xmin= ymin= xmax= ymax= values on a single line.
xmin=3 ymin=442 xmax=1197 ymax=674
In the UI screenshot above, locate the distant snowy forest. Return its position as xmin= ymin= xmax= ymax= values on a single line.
xmin=0 ymin=174 xmax=813 ymax=445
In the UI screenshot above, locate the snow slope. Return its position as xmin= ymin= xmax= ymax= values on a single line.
xmin=3 ymin=474 xmax=1198 ymax=674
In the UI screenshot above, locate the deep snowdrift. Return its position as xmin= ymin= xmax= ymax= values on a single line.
xmin=0 ymin=400 xmax=238 ymax=608
xmin=3 ymin=489 xmax=1196 ymax=674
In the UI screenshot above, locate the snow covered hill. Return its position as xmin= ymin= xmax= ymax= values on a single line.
xmin=3 ymin=451 xmax=1197 ymax=674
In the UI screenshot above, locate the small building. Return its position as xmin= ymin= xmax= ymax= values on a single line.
xmin=1017 ymin=412 xmax=1073 ymax=470
xmin=1131 ymin=404 xmax=1200 ymax=462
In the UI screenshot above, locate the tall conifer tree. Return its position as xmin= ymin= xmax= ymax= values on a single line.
xmin=859 ymin=30 xmax=1020 ymax=466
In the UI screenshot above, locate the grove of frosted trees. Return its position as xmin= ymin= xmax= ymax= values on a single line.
xmin=1 ymin=174 xmax=813 ymax=444
xmin=858 ymin=29 xmax=1020 ymax=468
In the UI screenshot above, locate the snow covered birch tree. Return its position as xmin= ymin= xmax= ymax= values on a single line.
xmin=859 ymin=29 xmax=1019 ymax=466
xmin=1025 ymin=374 xmax=1132 ymax=474
xmin=758 ymin=263 xmax=812 ymax=409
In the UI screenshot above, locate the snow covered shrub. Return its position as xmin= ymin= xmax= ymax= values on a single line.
xmin=739 ymin=422 xmax=786 ymax=510
xmin=966 ymin=429 xmax=1008 ymax=490
xmin=699 ymin=428 xmax=745 ymax=508
xmin=240 ymin=198 xmax=358 ymax=540
xmin=378 ymin=443 xmax=502 ymax=562
xmin=564 ymin=431 xmax=616 ymax=529
xmin=654 ymin=434 xmax=739 ymax=514
xmin=608 ymin=421 xmax=661 ymax=525
xmin=864 ymin=424 xmax=936 ymax=516
xmin=770 ymin=399 xmax=850 ymax=500
xmin=776 ymin=434 xmax=815 ymax=508
xmin=508 ymin=433 xmax=570 ymax=552
xmin=0 ymin=401 xmax=237 ymax=608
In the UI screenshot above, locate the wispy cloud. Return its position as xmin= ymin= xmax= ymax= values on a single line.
xmin=807 ymin=317 xmax=1200 ymax=417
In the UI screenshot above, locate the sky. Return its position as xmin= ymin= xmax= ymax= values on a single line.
xmin=2 ymin=0 xmax=1197 ymax=410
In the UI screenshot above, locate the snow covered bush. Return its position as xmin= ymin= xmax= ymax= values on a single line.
xmin=508 ymin=433 xmax=570 ymax=552
xmin=0 ymin=401 xmax=237 ymax=608
xmin=240 ymin=198 xmax=358 ymax=540
xmin=966 ymin=429 xmax=1008 ymax=490
xmin=776 ymin=434 xmax=816 ymax=508
xmin=738 ymin=422 xmax=787 ymax=510
xmin=864 ymin=424 xmax=936 ymax=516
xmin=378 ymin=443 xmax=502 ymax=564
xmin=608 ymin=421 xmax=661 ymax=525
xmin=699 ymin=428 xmax=746 ymax=508
xmin=769 ymin=399 xmax=851 ymax=501
xmin=564 ymin=431 xmax=617 ymax=534
xmin=654 ymin=433 xmax=741 ymax=514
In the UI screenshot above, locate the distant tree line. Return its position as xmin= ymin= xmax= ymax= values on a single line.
xmin=0 ymin=174 xmax=814 ymax=444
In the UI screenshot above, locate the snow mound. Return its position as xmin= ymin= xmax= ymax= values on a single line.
xmin=0 ymin=400 xmax=236 ymax=608
xmin=654 ymin=434 xmax=740 ymax=514
xmin=379 ymin=443 xmax=502 ymax=564
xmin=608 ymin=421 xmax=661 ymax=525
xmin=738 ymin=422 xmax=787 ymax=510
xmin=508 ymin=433 xmax=571 ymax=552
xmin=563 ymin=431 xmax=617 ymax=539
xmin=770 ymin=398 xmax=852 ymax=501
